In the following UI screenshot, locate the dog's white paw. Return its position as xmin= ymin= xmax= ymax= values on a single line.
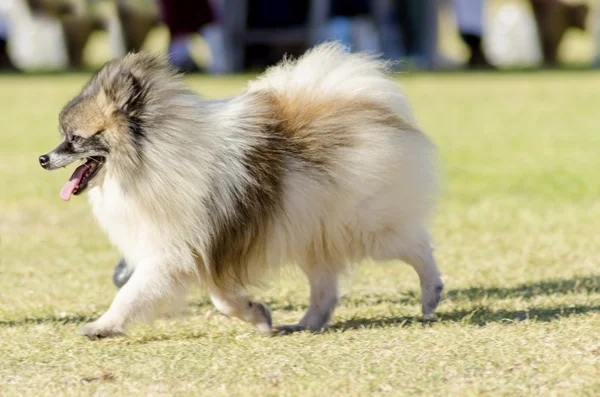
xmin=78 ymin=321 xmax=124 ymax=340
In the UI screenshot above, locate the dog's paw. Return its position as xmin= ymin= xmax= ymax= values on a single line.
xmin=273 ymin=324 xmax=308 ymax=335
xmin=78 ymin=321 xmax=124 ymax=340
xmin=246 ymin=302 xmax=273 ymax=335
xmin=252 ymin=302 xmax=273 ymax=334
xmin=422 ymin=282 xmax=444 ymax=317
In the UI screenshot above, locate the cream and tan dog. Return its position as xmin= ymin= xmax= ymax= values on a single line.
xmin=39 ymin=43 xmax=443 ymax=338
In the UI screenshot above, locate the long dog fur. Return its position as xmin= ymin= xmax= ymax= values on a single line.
xmin=43 ymin=42 xmax=443 ymax=338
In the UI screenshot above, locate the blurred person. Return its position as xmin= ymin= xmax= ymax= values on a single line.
xmin=391 ymin=0 xmax=440 ymax=69
xmin=241 ymin=0 xmax=311 ymax=69
xmin=25 ymin=0 xmax=103 ymax=68
xmin=157 ymin=0 xmax=231 ymax=73
xmin=484 ymin=2 xmax=543 ymax=68
xmin=594 ymin=1 xmax=600 ymax=67
xmin=325 ymin=0 xmax=378 ymax=52
xmin=452 ymin=0 xmax=494 ymax=68
xmin=114 ymin=0 xmax=160 ymax=54
xmin=323 ymin=0 xmax=444 ymax=70
xmin=318 ymin=0 xmax=396 ymax=60
xmin=0 ymin=9 xmax=15 ymax=69
xmin=3 ymin=0 xmax=70 ymax=70
xmin=529 ymin=0 xmax=588 ymax=66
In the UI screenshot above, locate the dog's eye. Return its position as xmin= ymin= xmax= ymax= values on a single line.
xmin=70 ymin=135 xmax=85 ymax=145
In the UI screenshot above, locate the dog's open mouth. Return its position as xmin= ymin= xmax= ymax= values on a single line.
xmin=60 ymin=156 xmax=105 ymax=201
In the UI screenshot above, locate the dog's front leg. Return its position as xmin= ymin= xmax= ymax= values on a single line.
xmin=78 ymin=257 xmax=187 ymax=339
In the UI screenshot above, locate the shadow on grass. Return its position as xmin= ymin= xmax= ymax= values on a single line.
xmin=328 ymin=275 xmax=600 ymax=330
xmin=339 ymin=275 xmax=600 ymax=309
xmin=2 ymin=275 xmax=598 ymax=329
xmin=331 ymin=304 xmax=600 ymax=331
xmin=0 ymin=313 xmax=96 ymax=327
xmin=272 ymin=276 xmax=600 ymax=312
xmin=446 ymin=275 xmax=600 ymax=301
xmin=267 ymin=295 xmax=417 ymax=312
xmin=272 ymin=275 xmax=600 ymax=312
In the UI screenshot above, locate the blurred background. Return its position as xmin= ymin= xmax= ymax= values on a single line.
xmin=0 ymin=0 xmax=598 ymax=73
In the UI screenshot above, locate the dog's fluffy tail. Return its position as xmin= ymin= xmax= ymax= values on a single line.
xmin=248 ymin=41 xmax=416 ymax=127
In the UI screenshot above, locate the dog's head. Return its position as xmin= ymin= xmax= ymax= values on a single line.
xmin=39 ymin=53 xmax=173 ymax=201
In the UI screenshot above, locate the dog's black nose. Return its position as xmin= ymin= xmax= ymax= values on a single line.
xmin=39 ymin=154 xmax=50 ymax=169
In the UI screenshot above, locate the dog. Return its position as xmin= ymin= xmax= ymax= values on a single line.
xmin=39 ymin=43 xmax=443 ymax=339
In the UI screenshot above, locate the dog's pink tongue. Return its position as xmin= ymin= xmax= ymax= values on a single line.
xmin=60 ymin=163 xmax=89 ymax=201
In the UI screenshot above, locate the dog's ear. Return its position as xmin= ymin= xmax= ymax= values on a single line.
xmin=102 ymin=71 xmax=146 ymax=116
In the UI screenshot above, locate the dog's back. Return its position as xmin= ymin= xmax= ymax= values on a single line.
xmin=243 ymin=43 xmax=438 ymax=272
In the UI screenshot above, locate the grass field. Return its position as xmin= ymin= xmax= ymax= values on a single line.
xmin=1 ymin=71 xmax=599 ymax=396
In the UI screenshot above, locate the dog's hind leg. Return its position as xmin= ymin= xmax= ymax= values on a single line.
xmin=375 ymin=228 xmax=443 ymax=318
xmin=276 ymin=267 xmax=340 ymax=334
xmin=209 ymin=289 xmax=273 ymax=334
xmin=78 ymin=257 xmax=190 ymax=339
xmin=404 ymin=243 xmax=443 ymax=318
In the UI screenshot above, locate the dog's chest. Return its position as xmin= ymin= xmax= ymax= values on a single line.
xmin=88 ymin=179 xmax=155 ymax=258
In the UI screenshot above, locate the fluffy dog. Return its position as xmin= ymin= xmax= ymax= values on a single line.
xmin=39 ymin=43 xmax=443 ymax=338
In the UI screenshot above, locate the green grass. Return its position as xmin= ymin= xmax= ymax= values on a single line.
xmin=1 ymin=71 xmax=599 ymax=396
